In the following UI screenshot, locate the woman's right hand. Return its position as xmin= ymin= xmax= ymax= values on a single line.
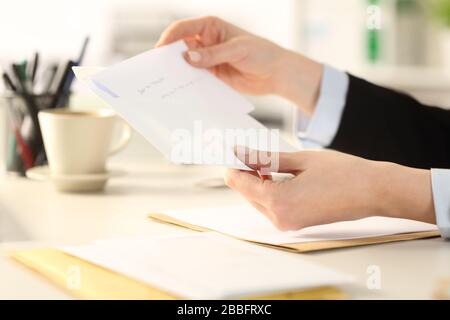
xmin=157 ymin=16 xmax=323 ymax=115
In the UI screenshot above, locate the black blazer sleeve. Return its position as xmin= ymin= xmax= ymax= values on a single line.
xmin=328 ymin=74 xmax=450 ymax=169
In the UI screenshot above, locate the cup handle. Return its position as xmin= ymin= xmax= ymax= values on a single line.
xmin=109 ymin=119 xmax=132 ymax=156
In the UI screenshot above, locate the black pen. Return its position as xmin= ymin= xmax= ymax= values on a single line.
xmin=30 ymin=51 xmax=39 ymax=85
xmin=77 ymin=36 xmax=90 ymax=65
xmin=2 ymin=72 xmax=17 ymax=92
xmin=44 ymin=64 xmax=58 ymax=94
xmin=49 ymin=60 xmax=74 ymax=109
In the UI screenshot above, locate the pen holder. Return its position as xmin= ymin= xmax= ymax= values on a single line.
xmin=3 ymin=92 xmax=69 ymax=176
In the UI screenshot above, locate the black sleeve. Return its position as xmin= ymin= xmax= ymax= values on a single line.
xmin=328 ymin=74 xmax=450 ymax=169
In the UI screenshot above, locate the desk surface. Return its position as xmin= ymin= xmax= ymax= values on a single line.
xmin=1 ymin=156 xmax=449 ymax=300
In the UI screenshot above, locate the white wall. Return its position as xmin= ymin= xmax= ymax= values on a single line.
xmin=0 ymin=0 xmax=302 ymax=66
xmin=301 ymin=0 xmax=367 ymax=70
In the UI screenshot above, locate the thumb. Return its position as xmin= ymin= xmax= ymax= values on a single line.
xmin=184 ymin=39 xmax=247 ymax=68
xmin=234 ymin=146 xmax=307 ymax=174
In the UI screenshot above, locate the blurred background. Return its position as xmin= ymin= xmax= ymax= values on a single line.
xmin=1 ymin=0 xmax=450 ymax=163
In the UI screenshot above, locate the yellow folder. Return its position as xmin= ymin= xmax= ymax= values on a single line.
xmin=149 ymin=213 xmax=440 ymax=253
xmin=9 ymin=248 xmax=347 ymax=300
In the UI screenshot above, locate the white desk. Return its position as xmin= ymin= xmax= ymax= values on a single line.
xmin=1 ymin=149 xmax=449 ymax=299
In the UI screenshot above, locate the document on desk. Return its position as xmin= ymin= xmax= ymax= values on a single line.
xmin=151 ymin=204 xmax=439 ymax=247
xmin=60 ymin=232 xmax=353 ymax=299
xmin=73 ymin=41 xmax=297 ymax=170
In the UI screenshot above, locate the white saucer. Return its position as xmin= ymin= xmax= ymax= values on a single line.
xmin=26 ymin=166 xmax=126 ymax=193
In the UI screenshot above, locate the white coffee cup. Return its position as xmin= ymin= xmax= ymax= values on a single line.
xmin=38 ymin=109 xmax=131 ymax=176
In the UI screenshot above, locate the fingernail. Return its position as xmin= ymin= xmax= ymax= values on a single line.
xmin=187 ymin=50 xmax=201 ymax=62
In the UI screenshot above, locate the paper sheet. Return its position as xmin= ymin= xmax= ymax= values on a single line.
xmin=158 ymin=205 xmax=439 ymax=245
xmin=61 ymin=232 xmax=352 ymax=299
xmin=73 ymin=41 xmax=297 ymax=170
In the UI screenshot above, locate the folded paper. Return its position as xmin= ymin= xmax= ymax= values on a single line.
xmin=73 ymin=41 xmax=297 ymax=170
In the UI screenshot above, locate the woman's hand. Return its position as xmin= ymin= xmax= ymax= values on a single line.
xmin=225 ymin=148 xmax=436 ymax=231
xmin=157 ymin=16 xmax=323 ymax=115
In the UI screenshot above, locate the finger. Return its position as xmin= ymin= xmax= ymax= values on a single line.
xmin=156 ymin=16 xmax=220 ymax=47
xmin=224 ymin=169 xmax=269 ymax=203
xmin=183 ymin=37 xmax=202 ymax=51
xmin=225 ymin=170 xmax=276 ymax=223
xmin=183 ymin=39 xmax=247 ymax=69
xmin=234 ymin=167 xmax=272 ymax=182
xmin=225 ymin=170 xmax=279 ymax=225
xmin=234 ymin=146 xmax=308 ymax=174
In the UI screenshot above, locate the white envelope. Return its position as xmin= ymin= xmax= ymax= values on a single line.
xmin=73 ymin=41 xmax=297 ymax=170
xmin=61 ymin=232 xmax=353 ymax=299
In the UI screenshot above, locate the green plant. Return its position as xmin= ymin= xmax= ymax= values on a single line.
xmin=431 ymin=0 xmax=450 ymax=27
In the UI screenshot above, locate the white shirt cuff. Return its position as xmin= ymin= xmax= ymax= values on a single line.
xmin=431 ymin=169 xmax=450 ymax=239
xmin=295 ymin=65 xmax=349 ymax=149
